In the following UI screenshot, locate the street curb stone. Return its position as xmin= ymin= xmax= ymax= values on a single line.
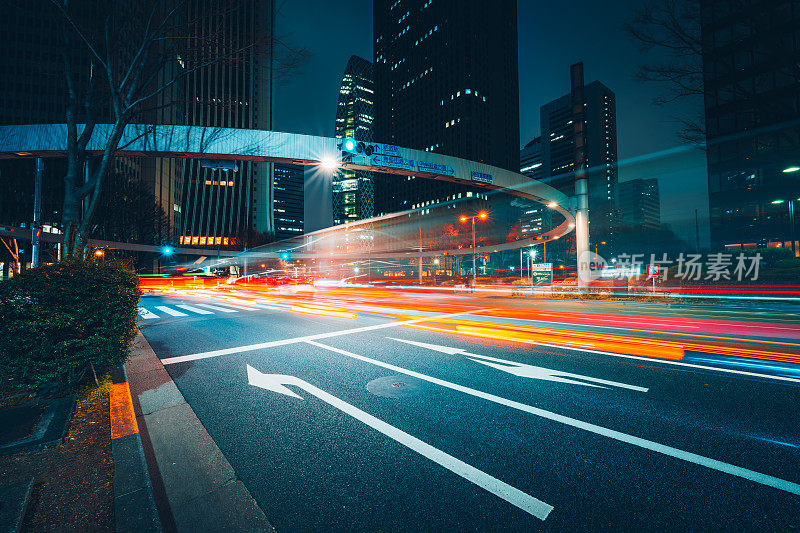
xmin=127 ymin=331 xmax=274 ymax=532
xmin=111 ymin=366 xmax=162 ymax=533
xmin=0 ymin=477 xmax=33 ymax=533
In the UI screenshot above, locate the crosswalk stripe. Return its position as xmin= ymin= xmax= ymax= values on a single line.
xmin=138 ymin=307 xmax=159 ymax=319
xmin=155 ymin=305 xmax=188 ymax=317
xmin=215 ymin=300 xmax=262 ymax=310
xmin=196 ymin=303 xmax=239 ymax=313
xmin=176 ymin=304 xmax=214 ymax=315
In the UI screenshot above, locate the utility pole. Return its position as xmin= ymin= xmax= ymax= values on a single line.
xmin=419 ymin=227 xmax=423 ymax=285
xmin=31 ymin=158 xmax=43 ymax=268
xmin=695 ymin=209 xmax=700 ymax=252
xmin=789 ymin=200 xmax=797 ymax=257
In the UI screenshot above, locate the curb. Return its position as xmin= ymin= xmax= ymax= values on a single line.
xmin=110 ymin=366 xmax=162 ymax=532
xmin=0 ymin=477 xmax=33 ymax=533
xmin=126 ymin=330 xmax=274 ymax=532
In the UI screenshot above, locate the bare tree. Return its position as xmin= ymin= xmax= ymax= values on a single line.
xmin=89 ymin=169 xmax=169 ymax=244
xmin=625 ymin=0 xmax=706 ymax=144
xmin=1 ymin=238 xmax=21 ymax=275
xmin=48 ymin=0 xmax=308 ymax=257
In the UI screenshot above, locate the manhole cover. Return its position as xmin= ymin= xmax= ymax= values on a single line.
xmin=366 ymin=375 xmax=427 ymax=398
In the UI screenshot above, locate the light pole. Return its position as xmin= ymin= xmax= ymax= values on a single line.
xmin=459 ymin=211 xmax=488 ymax=288
xmin=772 ymin=198 xmax=798 ymax=256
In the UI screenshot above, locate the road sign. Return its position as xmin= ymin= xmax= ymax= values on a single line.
xmin=530 ymin=263 xmax=553 ymax=286
xmin=246 ymin=365 xmax=554 ymax=520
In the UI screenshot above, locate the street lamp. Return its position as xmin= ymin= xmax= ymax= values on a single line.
xmin=94 ymin=249 xmax=104 ymax=257
xmin=459 ymin=211 xmax=488 ymax=288
xmin=320 ymin=156 xmax=339 ymax=171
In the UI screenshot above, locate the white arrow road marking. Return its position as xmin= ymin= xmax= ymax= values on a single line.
xmin=305 ymin=340 xmax=800 ymax=496
xmin=389 ymin=338 xmax=648 ymax=392
xmin=138 ymin=307 xmax=159 ymax=319
xmin=155 ymin=305 xmax=188 ymax=317
xmin=246 ymin=365 xmax=554 ymax=520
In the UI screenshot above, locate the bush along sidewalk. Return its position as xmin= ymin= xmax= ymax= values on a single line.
xmin=0 ymin=258 xmax=141 ymax=395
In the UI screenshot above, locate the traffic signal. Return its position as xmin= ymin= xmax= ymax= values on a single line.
xmin=340 ymin=139 xmax=375 ymax=156
xmin=281 ymin=253 xmax=290 ymax=261
xmin=162 ymin=246 xmax=173 ymax=255
xmin=483 ymin=255 xmax=489 ymax=262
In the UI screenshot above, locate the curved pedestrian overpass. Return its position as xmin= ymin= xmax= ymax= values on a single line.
xmin=0 ymin=124 xmax=576 ymax=258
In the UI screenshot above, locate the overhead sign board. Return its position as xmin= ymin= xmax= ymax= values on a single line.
xmin=417 ymin=161 xmax=455 ymax=176
xmin=371 ymin=154 xmax=415 ymax=171
xmin=471 ymin=170 xmax=493 ymax=184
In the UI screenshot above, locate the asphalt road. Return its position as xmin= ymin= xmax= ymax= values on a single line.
xmin=138 ymin=291 xmax=800 ymax=531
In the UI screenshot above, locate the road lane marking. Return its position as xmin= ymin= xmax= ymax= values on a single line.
xmin=196 ymin=303 xmax=239 ymax=313
xmin=247 ymin=365 xmax=554 ymax=520
xmin=389 ymin=338 xmax=649 ymax=392
xmin=160 ymin=309 xmax=492 ymax=365
xmin=305 ymin=340 xmax=800 ymax=496
xmin=138 ymin=307 xmax=159 ymax=319
xmin=405 ymin=323 xmax=800 ymax=385
xmin=531 ymin=342 xmax=800 ymax=385
xmin=155 ymin=305 xmax=188 ymax=317
xmin=176 ymin=304 xmax=214 ymax=315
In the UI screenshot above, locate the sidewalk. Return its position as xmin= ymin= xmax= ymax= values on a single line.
xmin=126 ymin=331 xmax=273 ymax=532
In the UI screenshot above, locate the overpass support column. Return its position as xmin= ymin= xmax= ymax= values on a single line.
xmin=575 ymin=178 xmax=590 ymax=289
xmin=31 ymin=158 xmax=43 ymax=268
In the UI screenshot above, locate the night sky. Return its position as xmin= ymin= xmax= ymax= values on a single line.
xmin=274 ymin=1 xmax=709 ymax=245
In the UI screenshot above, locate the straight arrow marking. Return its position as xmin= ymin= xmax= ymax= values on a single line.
xmin=246 ymin=364 xmax=554 ymax=520
xmin=389 ymin=338 xmax=648 ymax=392
xmin=306 ymin=340 xmax=800 ymax=496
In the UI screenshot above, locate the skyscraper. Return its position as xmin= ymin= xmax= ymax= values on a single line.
xmin=372 ymin=0 xmax=520 ymax=214
xmin=701 ymin=0 xmax=800 ymax=251
xmin=520 ymin=137 xmax=544 ymax=181
xmin=273 ymin=164 xmax=304 ymax=240
xmin=333 ymin=55 xmax=375 ymax=225
xmin=619 ymin=179 xmax=661 ymax=230
xmin=178 ymin=0 xmax=275 ymax=248
xmin=538 ymin=64 xmax=618 ymax=239
xmin=518 ymin=137 xmax=550 ymax=238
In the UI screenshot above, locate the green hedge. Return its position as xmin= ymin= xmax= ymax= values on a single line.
xmin=0 ymin=259 xmax=141 ymax=392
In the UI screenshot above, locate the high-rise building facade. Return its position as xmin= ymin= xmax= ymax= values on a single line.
xmin=373 ymin=0 xmax=520 ymax=214
xmin=333 ymin=55 xmax=375 ymax=225
xmin=273 ymin=164 xmax=304 ymax=240
xmin=538 ymin=64 xmax=619 ymax=238
xmin=619 ymin=179 xmax=661 ymax=230
xmin=518 ymin=137 xmax=550 ymax=238
xmin=178 ymin=0 xmax=275 ymax=249
xmin=520 ymin=137 xmax=544 ymax=181
xmin=0 ymin=1 xmax=159 ymax=249
xmin=701 ymin=0 xmax=800 ymax=251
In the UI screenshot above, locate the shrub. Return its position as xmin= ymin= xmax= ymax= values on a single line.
xmin=0 ymin=258 xmax=141 ymax=392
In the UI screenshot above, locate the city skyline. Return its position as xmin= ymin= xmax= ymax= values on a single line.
xmin=274 ymin=0 xmax=707 ymax=237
